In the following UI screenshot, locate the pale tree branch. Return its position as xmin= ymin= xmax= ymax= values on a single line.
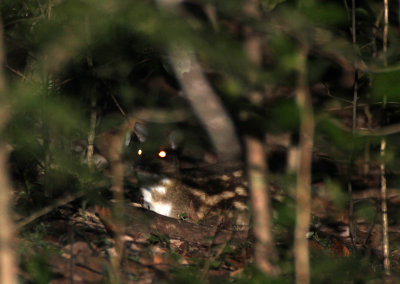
xmin=168 ymin=48 xmax=242 ymax=164
xmin=0 ymin=17 xmax=18 ymax=284
xmin=158 ymin=0 xmax=241 ymax=165
xmin=294 ymin=46 xmax=314 ymax=284
xmin=380 ymin=139 xmax=390 ymax=276
xmin=383 ymin=0 xmax=389 ymax=66
xmin=245 ymin=137 xmax=280 ymax=275
xmin=381 ymin=0 xmax=391 ymax=277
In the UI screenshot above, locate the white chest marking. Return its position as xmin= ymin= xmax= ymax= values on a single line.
xmin=152 ymin=185 xmax=167 ymax=194
xmin=151 ymin=202 xmax=172 ymax=216
xmin=140 ymin=185 xmax=172 ymax=217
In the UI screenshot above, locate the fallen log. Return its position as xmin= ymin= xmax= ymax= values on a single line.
xmin=96 ymin=205 xmax=250 ymax=247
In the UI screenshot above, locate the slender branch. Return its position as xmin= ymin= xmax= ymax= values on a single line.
xmin=372 ymin=9 xmax=383 ymax=59
xmin=16 ymin=193 xmax=84 ymax=230
xmin=294 ymin=46 xmax=314 ymax=284
xmin=363 ymin=105 xmax=372 ymax=176
xmin=329 ymin=119 xmax=400 ymax=137
xmin=87 ymin=91 xmax=97 ymax=166
xmin=351 ymin=0 xmax=358 ymax=135
xmin=348 ymin=0 xmax=358 ymax=249
xmin=322 ymin=84 xmax=352 ymax=103
xmin=380 ymin=0 xmax=391 ymax=277
xmin=109 ymin=92 xmax=129 ymax=120
xmin=5 ymin=65 xmax=29 ymax=81
xmin=105 ymin=119 xmax=132 ymax=283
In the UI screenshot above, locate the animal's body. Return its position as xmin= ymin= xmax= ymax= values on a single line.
xmin=93 ymin=114 xmax=250 ymax=229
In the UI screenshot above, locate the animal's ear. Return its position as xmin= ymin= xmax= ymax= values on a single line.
xmin=134 ymin=122 xmax=148 ymax=143
xmin=169 ymin=129 xmax=183 ymax=150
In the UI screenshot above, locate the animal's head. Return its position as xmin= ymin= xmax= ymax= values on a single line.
xmin=127 ymin=122 xmax=184 ymax=176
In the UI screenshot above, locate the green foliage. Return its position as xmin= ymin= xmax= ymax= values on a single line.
xmin=261 ymin=0 xmax=286 ymax=11
xmin=300 ymin=3 xmax=347 ymax=26
xmin=372 ymin=71 xmax=400 ymax=101
xmin=19 ymin=224 xmax=61 ymax=283
xmin=25 ymin=254 xmax=55 ymax=284
xmin=311 ymin=255 xmax=381 ymax=283
xmin=324 ymin=179 xmax=347 ymax=210
xmin=232 ymin=265 xmax=287 ymax=284
xmin=270 ymin=101 xmax=299 ymax=131
xmin=170 ymin=266 xmax=205 ymax=284
xmin=274 ymin=195 xmax=296 ymax=228
xmin=355 ymin=200 xmax=377 ymax=223
xmin=317 ymin=116 xmax=355 ymax=152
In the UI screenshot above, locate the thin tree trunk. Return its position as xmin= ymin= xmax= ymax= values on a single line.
xmin=348 ymin=0 xmax=358 ymax=248
xmin=168 ymin=49 xmax=242 ymax=164
xmin=383 ymin=0 xmax=389 ymax=67
xmin=294 ymin=47 xmax=314 ymax=284
xmin=108 ymin=127 xmax=128 ymax=284
xmin=157 ymin=0 xmax=241 ymax=165
xmin=380 ymin=139 xmax=390 ymax=276
xmin=95 ymin=116 xmax=142 ymax=283
xmin=0 ymin=18 xmax=18 ymax=284
xmin=245 ymin=137 xmax=280 ymax=275
xmin=380 ymin=0 xmax=391 ymax=277
xmin=0 ymin=149 xmax=16 ymax=284
xmin=242 ymin=0 xmax=279 ymax=275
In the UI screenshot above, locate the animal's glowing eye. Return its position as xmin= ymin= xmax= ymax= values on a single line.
xmin=158 ymin=150 xmax=167 ymax=158
xmin=138 ymin=149 xmax=143 ymax=156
